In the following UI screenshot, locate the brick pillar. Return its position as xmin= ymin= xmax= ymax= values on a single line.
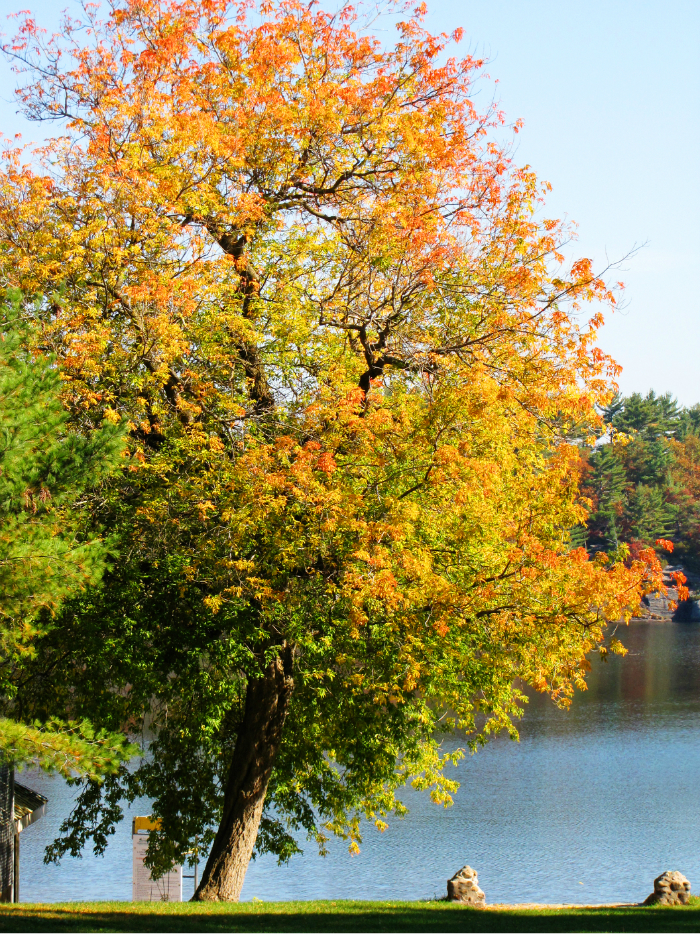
xmin=0 ymin=763 xmax=13 ymax=902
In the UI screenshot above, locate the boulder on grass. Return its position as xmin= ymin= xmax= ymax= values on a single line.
xmin=446 ymin=865 xmax=486 ymax=906
xmin=643 ymin=871 xmax=691 ymax=906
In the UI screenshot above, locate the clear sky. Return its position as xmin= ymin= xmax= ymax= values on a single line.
xmin=0 ymin=0 xmax=698 ymax=403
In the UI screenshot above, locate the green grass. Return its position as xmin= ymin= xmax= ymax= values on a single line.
xmin=0 ymin=899 xmax=699 ymax=933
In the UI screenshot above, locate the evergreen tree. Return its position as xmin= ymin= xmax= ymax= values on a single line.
xmin=610 ymin=391 xmax=681 ymax=441
xmin=587 ymin=444 xmax=627 ymax=550
xmin=677 ymin=405 xmax=700 ymax=440
xmin=626 ymin=483 xmax=676 ymax=545
xmin=567 ymin=523 xmax=588 ymax=551
xmin=656 ymin=394 xmax=682 ymax=436
xmin=601 ymin=391 xmax=624 ymax=427
xmin=587 ymin=391 xmax=700 ymax=557
xmin=0 ymin=292 xmax=135 ymax=774
xmin=620 ymin=435 xmax=673 ymax=488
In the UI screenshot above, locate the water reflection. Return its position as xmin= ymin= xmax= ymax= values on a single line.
xmin=16 ymin=621 xmax=700 ymax=905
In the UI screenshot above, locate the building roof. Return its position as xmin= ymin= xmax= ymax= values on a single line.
xmin=14 ymin=781 xmax=47 ymax=834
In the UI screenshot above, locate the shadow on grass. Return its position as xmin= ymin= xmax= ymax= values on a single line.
xmin=1 ymin=901 xmax=700 ymax=933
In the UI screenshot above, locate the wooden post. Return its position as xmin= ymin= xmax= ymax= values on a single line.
xmin=12 ymin=832 xmax=18 ymax=904
xmin=0 ymin=763 xmax=13 ymax=902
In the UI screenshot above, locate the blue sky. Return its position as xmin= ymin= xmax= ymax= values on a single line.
xmin=0 ymin=0 xmax=698 ymax=403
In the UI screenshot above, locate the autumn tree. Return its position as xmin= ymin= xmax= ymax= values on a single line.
xmin=0 ymin=0 xmax=661 ymax=901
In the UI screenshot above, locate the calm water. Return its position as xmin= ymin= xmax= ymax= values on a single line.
xmin=16 ymin=620 xmax=700 ymax=905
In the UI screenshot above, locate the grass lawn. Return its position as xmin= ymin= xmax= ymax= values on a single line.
xmin=0 ymin=899 xmax=699 ymax=933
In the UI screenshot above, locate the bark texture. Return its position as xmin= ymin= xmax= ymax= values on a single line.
xmin=193 ymin=644 xmax=294 ymax=902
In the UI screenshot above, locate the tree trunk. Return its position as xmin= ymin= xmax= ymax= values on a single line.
xmin=192 ymin=643 xmax=294 ymax=902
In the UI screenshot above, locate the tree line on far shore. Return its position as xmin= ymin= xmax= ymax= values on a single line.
xmin=581 ymin=392 xmax=700 ymax=570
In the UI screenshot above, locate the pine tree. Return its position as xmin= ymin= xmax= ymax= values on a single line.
xmin=600 ymin=392 xmax=680 ymax=548
xmin=611 ymin=391 xmax=680 ymax=441
xmin=626 ymin=483 xmax=676 ymax=545
xmin=677 ymin=405 xmax=700 ymax=440
xmin=589 ymin=393 xmax=700 ymax=564
xmin=587 ymin=444 xmax=627 ymax=550
xmin=0 ymin=291 xmax=136 ymax=773
xmin=0 ymin=298 xmax=123 ymax=622
xmin=601 ymin=391 xmax=624 ymax=427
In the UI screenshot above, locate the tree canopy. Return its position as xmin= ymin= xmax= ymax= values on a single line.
xmin=0 ymin=0 xmax=663 ymax=900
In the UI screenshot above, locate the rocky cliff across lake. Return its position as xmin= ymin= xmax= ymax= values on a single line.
xmin=636 ymin=565 xmax=700 ymax=621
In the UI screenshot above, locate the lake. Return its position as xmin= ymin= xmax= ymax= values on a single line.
xmin=15 ymin=619 xmax=700 ymax=905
